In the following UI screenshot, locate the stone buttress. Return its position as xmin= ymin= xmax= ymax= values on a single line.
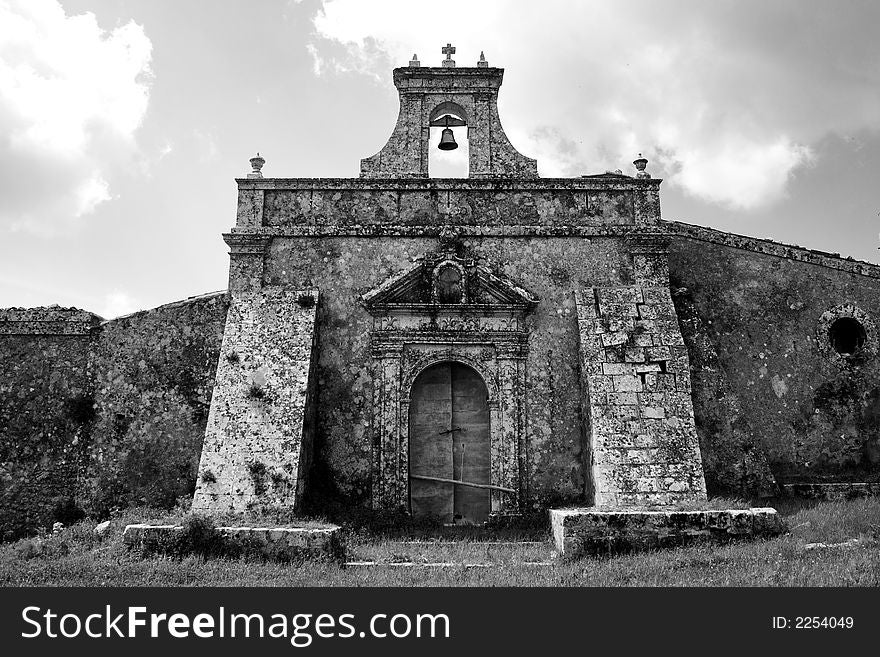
xmin=575 ymin=237 xmax=708 ymax=507
xmin=191 ymin=287 xmax=318 ymax=513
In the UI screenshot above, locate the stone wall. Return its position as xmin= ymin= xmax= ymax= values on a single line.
xmin=6 ymin=174 xmax=880 ymax=527
xmin=88 ymin=292 xmax=229 ymax=513
xmin=265 ymin=235 xmax=635 ymax=510
xmin=0 ymin=293 xmax=228 ymax=538
xmin=0 ymin=308 xmax=99 ymax=539
xmin=667 ymin=228 xmax=880 ymax=496
xmin=233 ymin=175 xmax=662 ymax=514
xmin=232 ymin=176 xmax=880 ymax=511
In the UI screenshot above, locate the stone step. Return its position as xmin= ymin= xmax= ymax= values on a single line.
xmin=551 ymin=507 xmax=784 ymax=559
xmin=350 ymin=539 xmax=554 ymax=565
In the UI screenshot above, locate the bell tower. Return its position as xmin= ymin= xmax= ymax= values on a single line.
xmin=360 ymin=45 xmax=538 ymax=179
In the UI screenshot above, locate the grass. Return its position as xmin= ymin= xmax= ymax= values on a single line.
xmin=0 ymin=498 xmax=878 ymax=586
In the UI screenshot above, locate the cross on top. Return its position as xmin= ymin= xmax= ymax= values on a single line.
xmin=441 ymin=43 xmax=456 ymax=67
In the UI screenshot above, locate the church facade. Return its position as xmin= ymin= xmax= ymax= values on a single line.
xmin=4 ymin=49 xmax=880 ymax=531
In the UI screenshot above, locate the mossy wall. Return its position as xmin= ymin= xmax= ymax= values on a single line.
xmin=668 ymin=232 xmax=880 ymax=497
xmin=0 ymin=317 xmax=95 ymax=540
xmin=87 ymin=293 xmax=229 ymax=514
xmin=266 ymin=235 xmax=632 ymax=510
xmin=0 ymin=295 xmax=228 ymax=539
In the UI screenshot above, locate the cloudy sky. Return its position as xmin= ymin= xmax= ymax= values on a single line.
xmin=1 ymin=0 xmax=878 ymax=317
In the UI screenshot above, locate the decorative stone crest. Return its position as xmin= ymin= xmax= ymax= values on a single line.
xmin=248 ymin=152 xmax=265 ymax=179
xmin=633 ymin=153 xmax=650 ymax=179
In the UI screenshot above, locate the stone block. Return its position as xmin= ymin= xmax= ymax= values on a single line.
xmin=607 ymin=392 xmax=638 ymax=405
xmin=601 ymin=331 xmax=629 ymax=347
xmin=624 ymin=347 xmax=646 ymax=362
xmin=601 ymin=362 xmax=634 ymax=375
xmin=123 ymin=523 xmax=345 ymax=562
xmin=550 ymin=507 xmax=784 ymax=558
xmin=631 ymin=332 xmax=654 ymax=347
xmin=613 ymin=375 xmax=643 ymax=392
xmin=590 ymin=375 xmax=615 ymax=393
xmin=645 ymin=346 xmax=671 ymax=361
xmin=636 ymin=303 xmax=662 ymax=320
xmin=597 ymin=287 xmax=644 ymax=305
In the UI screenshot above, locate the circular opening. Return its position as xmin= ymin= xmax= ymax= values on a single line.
xmin=829 ymin=317 xmax=866 ymax=355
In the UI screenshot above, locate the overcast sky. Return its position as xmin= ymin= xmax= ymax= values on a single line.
xmin=1 ymin=0 xmax=878 ymax=318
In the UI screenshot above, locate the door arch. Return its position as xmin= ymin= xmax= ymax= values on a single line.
xmin=408 ymin=361 xmax=490 ymax=524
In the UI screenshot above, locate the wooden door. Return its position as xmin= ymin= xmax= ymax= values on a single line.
xmin=409 ymin=362 xmax=490 ymax=524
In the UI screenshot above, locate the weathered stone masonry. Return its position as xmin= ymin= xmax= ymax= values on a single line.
xmin=4 ymin=51 xmax=880 ymax=532
xmin=575 ymin=283 xmax=706 ymax=507
xmin=186 ymin=53 xmax=880 ymax=516
xmin=192 ymin=288 xmax=318 ymax=513
xmin=0 ymin=295 xmax=228 ymax=537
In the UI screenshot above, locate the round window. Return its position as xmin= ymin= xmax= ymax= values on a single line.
xmin=829 ymin=317 xmax=866 ymax=356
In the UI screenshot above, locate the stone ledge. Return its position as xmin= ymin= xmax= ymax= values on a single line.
xmin=122 ymin=524 xmax=344 ymax=563
xmin=550 ymin=507 xmax=784 ymax=559
xmin=0 ymin=306 xmax=103 ymax=335
xmin=783 ymin=482 xmax=880 ymax=500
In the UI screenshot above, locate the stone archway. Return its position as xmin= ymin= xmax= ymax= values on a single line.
xmin=408 ymin=361 xmax=491 ymax=524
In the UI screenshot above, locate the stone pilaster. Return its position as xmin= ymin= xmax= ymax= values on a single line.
xmin=224 ymin=234 xmax=270 ymax=294
xmin=628 ymin=235 xmax=670 ymax=286
xmin=370 ymin=344 xmax=404 ymax=510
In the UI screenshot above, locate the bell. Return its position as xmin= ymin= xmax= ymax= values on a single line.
xmin=438 ymin=127 xmax=458 ymax=151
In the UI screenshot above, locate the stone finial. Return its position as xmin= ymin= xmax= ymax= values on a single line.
xmin=633 ymin=153 xmax=650 ymax=179
xmin=441 ymin=43 xmax=456 ymax=67
xmin=248 ymin=152 xmax=265 ymax=179
xmin=409 ymin=53 xmax=420 ymax=67
xmin=477 ymin=51 xmax=488 ymax=67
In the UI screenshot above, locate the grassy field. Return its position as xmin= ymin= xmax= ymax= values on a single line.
xmin=1 ymin=498 xmax=878 ymax=586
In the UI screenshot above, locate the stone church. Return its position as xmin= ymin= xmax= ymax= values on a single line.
xmin=3 ymin=47 xmax=880 ymax=531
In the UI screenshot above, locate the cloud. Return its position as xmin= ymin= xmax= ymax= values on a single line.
xmin=193 ymin=128 xmax=219 ymax=162
xmin=0 ymin=0 xmax=152 ymax=233
xmin=307 ymin=0 xmax=880 ymax=209
xmin=101 ymin=290 xmax=140 ymax=319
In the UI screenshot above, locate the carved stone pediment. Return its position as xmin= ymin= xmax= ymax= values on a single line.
xmin=362 ymin=249 xmax=539 ymax=317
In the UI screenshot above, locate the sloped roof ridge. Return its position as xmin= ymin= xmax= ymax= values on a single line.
xmin=665 ymin=220 xmax=880 ymax=279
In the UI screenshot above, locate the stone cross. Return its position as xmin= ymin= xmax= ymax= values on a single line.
xmin=441 ymin=43 xmax=456 ymax=67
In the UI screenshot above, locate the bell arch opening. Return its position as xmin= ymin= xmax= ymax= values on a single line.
xmin=429 ymin=101 xmax=469 ymax=178
xmin=408 ymin=360 xmax=490 ymax=524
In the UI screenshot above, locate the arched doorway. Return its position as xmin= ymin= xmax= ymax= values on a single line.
xmin=408 ymin=361 xmax=490 ymax=524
